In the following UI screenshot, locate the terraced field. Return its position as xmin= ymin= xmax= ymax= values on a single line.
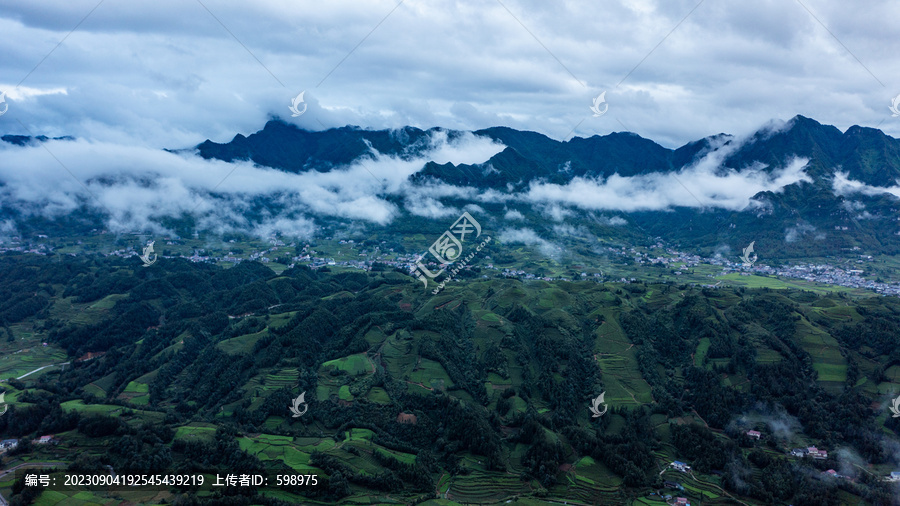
xmin=445 ymin=472 xmax=533 ymax=503
xmin=264 ymin=368 xmax=300 ymax=390
xmin=795 ymin=318 xmax=847 ymax=386
xmin=174 ymin=423 xmax=217 ymax=441
xmin=119 ymin=379 xmax=150 ymax=405
xmin=0 ymin=321 xmax=68 ymax=380
xmin=4 ymin=253 xmax=898 ymax=506
xmin=237 ymin=433 xmax=323 ymax=472
xmin=592 ymin=308 xmax=653 ymax=407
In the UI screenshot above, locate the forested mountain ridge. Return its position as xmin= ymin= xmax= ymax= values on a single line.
xmin=194 ymin=116 xmax=900 ymax=189
xmin=2 ymin=253 xmax=900 ymax=504
xmin=7 ymin=115 xmax=900 ymax=263
xmin=185 ymin=115 xmax=900 ymax=260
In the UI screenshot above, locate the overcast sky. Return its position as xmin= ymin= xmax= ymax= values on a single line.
xmin=2 ymin=0 xmax=899 ymax=149
xmin=1 ymin=0 xmax=898 ymax=241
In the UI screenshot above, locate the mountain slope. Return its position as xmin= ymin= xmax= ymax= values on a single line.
xmin=3 ymin=253 xmax=900 ymax=504
xmin=195 ymin=115 xmax=900 ymax=190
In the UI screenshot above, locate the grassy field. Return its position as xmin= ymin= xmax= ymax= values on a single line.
xmin=321 ymin=353 xmax=373 ymax=376
xmin=59 ymin=400 xmax=164 ymax=424
xmin=124 ymin=381 xmax=148 ymax=393
xmin=716 ymin=273 xmax=870 ymax=296
xmin=593 ymin=308 xmax=653 ymax=406
xmin=217 ymin=329 xmax=268 ymax=355
xmin=366 ymin=387 xmax=391 ymax=404
xmin=795 ymin=318 xmax=847 ymax=386
xmin=119 ymin=379 xmax=151 ymax=405
xmin=0 ymin=323 xmax=67 ymax=381
xmin=237 ymin=433 xmax=321 ymax=472
xmin=694 ymin=338 xmax=711 ymax=366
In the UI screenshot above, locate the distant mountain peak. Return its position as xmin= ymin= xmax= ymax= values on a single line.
xmin=191 ymin=117 xmax=900 ymax=190
xmin=1 ymin=134 xmax=75 ymax=146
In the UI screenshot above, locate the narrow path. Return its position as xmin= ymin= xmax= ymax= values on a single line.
xmin=0 ymin=462 xmax=63 ymax=480
xmin=17 ymin=362 xmax=70 ymax=380
xmin=403 ymin=380 xmax=433 ymax=391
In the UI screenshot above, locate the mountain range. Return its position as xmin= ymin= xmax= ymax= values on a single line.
xmin=193 ymin=115 xmax=900 ymax=258
xmin=4 ymin=115 xmax=900 ymax=259
xmin=195 ymin=116 xmax=900 ymax=189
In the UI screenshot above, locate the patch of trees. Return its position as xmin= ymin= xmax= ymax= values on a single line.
xmin=522 ymin=434 xmax=564 ymax=488
xmin=310 ymin=452 xmax=402 ymax=493
xmin=13 ymin=253 xmax=900 ymax=503
xmin=0 ymin=294 xmax=50 ymax=323
xmin=371 ymin=448 xmax=435 ymax=491
xmin=171 ymin=427 xmax=261 ymax=472
xmin=671 ymin=423 xmax=734 ymax=473
xmin=563 ymin=408 xmax=659 ymax=487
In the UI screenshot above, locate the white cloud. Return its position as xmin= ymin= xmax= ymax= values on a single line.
xmin=523 ymin=151 xmax=811 ymax=212
xmin=785 ymin=223 xmax=819 ymax=243
xmin=404 ymin=195 xmax=458 ymax=219
xmin=552 ymin=223 xmax=590 ymax=238
xmin=504 ymin=209 xmax=525 ymax=220
xmin=0 ymin=219 xmax=17 ymax=241
xmin=595 ymin=215 xmax=627 ymax=226
xmin=252 ymin=216 xmax=317 ymax=241
xmin=499 ymin=227 xmax=562 ymax=260
xmin=0 ymin=84 xmax=67 ymax=101
xmin=833 ymin=171 xmax=900 ymax=199
xmin=0 ymin=129 xmax=503 ymax=237
xmin=538 ymin=203 xmax=573 ymax=221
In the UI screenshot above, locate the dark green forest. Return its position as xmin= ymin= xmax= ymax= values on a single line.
xmin=1 ymin=252 xmax=900 ymax=505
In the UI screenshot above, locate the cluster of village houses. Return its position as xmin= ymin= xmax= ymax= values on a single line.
xmin=663 ymin=430 xmax=900 ymax=489
xmin=0 ymin=434 xmax=59 ymax=452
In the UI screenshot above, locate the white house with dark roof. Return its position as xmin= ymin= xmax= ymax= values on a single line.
xmin=35 ymin=434 xmax=55 ymax=444
xmin=671 ymin=461 xmax=691 ymax=472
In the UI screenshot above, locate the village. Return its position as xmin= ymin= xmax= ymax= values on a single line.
xmin=4 ymin=233 xmax=900 ymax=300
xmin=0 ymin=434 xmax=60 ymax=455
xmin=660 ymin=429 xmax=900 ymax=489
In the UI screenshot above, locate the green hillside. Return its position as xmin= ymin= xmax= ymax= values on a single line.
xmin=1 ymin=253 xmax=899 ymax=505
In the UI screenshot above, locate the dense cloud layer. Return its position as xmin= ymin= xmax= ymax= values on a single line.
xmin=522 ymin=157 xmax=810 ymax=212
xmin=0 ymin=116 xmax=829 ymax=240
xmin=0 ymin=131 xmax=503 ymax=237
xmin=1 ymin=0 xmax=895 ymax=243
xmin=1 ymin=0 xmax=898 ymax=149
xmin=0 ymin=121 xmax=822 ymax=240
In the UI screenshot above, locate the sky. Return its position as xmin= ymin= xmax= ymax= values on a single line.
xmin=1 ymin=0 xmax=899 ymax=149
xmin=0 ymin=0 xmax=899 ymax=239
